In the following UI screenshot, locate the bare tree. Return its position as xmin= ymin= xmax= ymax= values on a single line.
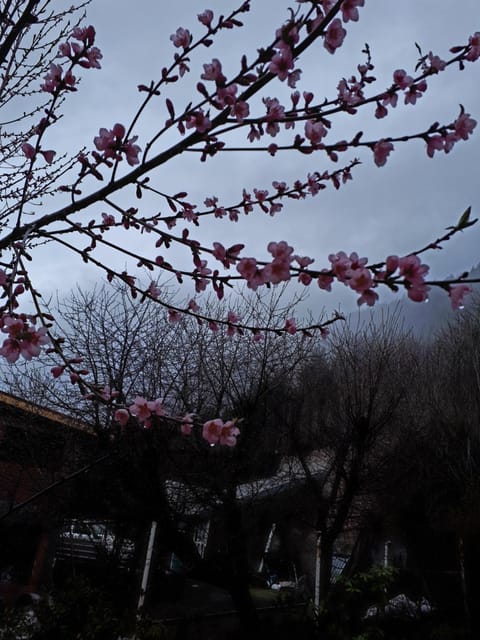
xmin=276 ymin=312 xmax=419 ymax=603
xmin=2 ymin=283 xmax=320 ymax=628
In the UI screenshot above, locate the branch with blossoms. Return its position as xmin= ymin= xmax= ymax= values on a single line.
xmin=113 ymin=401 xmax=241 ymax=449
xmin=0 ymin=0 xmax=479 ymax=447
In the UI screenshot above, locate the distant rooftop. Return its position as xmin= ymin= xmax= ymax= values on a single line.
xmin=0 ymin=391 xmax=94 ymax=434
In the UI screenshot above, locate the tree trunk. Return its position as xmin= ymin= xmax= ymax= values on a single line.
xmin=319 ymin=534 xmax=334 ymax=604
xmin=458 ymin=535 xmax=472 ymax=637
xmin=224 ymin=497 xmax=259 ymax=634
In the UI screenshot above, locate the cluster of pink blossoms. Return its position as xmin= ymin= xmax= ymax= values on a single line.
xmin=237 ymin=241 xmax=296 ymax=290
xmin=114 ymin=396 xmax=164 ymax=430
xmin=41 ymin=25 xmax=102 ymax=93
xmin=267 ymin=1 xmax=364 ymax=86
xmin=59 ymin=25 xmax=103 ymax=68
xmin=269 ymin=23 xmax=300 ymax=88
xmin=93 ymin=123 xmax=141 ymax=166
xmin=41 ymin=63 xmax=76 ymax=94
xmin=327 ymin=251 xmax=379 ymax=306
xmin=381 ymin=254 xmax=430 ymax=303
xmin=234 ymin=244 xmax=472 ymax=311
xmin=114 ymin=399 xmax=239 ymax=447
xmin=22 ymin=143 xmax=56 ymax=165
xmin=202 ymin=419 xmax=240 ymax=447
xmin=426 ymin=111 xmax=477 ymax=158
xmin=0 ymin=315 xmax=49 ymax=363
xmin=200 ymin=57 xmax=250 ymax=122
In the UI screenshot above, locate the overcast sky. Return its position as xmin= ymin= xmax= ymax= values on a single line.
xmin=37 ymin=0 xmax=480 ymax=317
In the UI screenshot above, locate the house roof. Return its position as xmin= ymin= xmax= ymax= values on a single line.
xmin=236 ymin=451 xmax=330 ymax=502
xmin=0 ymin=391 xmax=94 ymax=434
xmin=165 ymin=451 xmax=330 ymax=517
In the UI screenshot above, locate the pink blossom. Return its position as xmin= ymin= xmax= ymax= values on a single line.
xmin=227 ymin=310 xmax=240 ymax=324
xmin=357 ymin=289 xmax=379 ymax=306
xmin=443 ymin=131 xmax=460 ymax=154
xmin=407 ymin=283 xmax=429 ymax=303
xmin=341 ymin=0 xmax=365 ymax=23
xmin=41 ymin=63 xmax=67 ymax=93
xmin=348 ymin=267 xmax=373 ymax=293
xmin=237 ymin=257 xmax=263 ymax=290
xmin=448 ymin=284 xmax=472 ymax=309
xmin=385 ymin=255 xmax=400 ymax=273
xmin=231 ymin=100 xmax=250 ymax=123
xmin=306 ymin=173 xmax=322 ymax=196
xmin=94 ymin=124 xmax=141 ymax=165
xmin=337 ymin=78 xmax=364 ymax=106
xmin=58 ymin=42 xmax=71 ymax=58
xmin=329 ymin=251 xmax=368 ymax=283
xmin=83 ymin=46 xmax=103 ymax=69
xmin=170 ymin=27 xmax=191 ymax=49
xmin=180 ymin=413 xmax=194 ymax=435
xmin=198 ymin=10 xmax=214 ymax=27
xmin=262 ymin=259 xmax=291 ymax=284
xmin=305 ymin=120 xmax=327 ymax=146
xmin=201 ymin=59 xmax=226 ymax=84
xmin=426 ymin=135 xmax=445 ymax=158
xmin=202 ymin=418 xmax=223 ymax=445
xmin=324 ymin=19 xmax=346 ymax=55
xmin=216 ymin=85 xmax=237 ymax=107
xmin=295 ymin=255 xmax=315 ymax=269
xmin=466 ymin=32 xmax=480 ymax=62
xmin=102 ymin=212 xmax=116 ymax=226
xmin=454 ymin=112 xmax=477 ymax=140
xmin=147 ymin=398 xmax=164 ymax=416
xmin=398 ymin=254 xmax=429 ymax=285
xmin=285 ymin=317 xmax=297 ymax=334
xmin=287 ymin=69 xmax=302 ymax=88
xmin=298 ymin=272 xmax=312 ymax=286
xmin=275 ymin=24 xmax=299 ymax=50
xmin=51 ymin=366 xmax=65 ymax=378
xmin=72 ymin=25 xmax=96 ymax=46
xmin=393 ymin=69 xmax=413 ymax=90
xmin=404 ymin=81 xmax=427 ymax=105
xmin=168 ymin=309 xmax=182 ymax=323
xmin=0 ymin=339 xmax=21 ymax=363
xmin=148 ymin=282 xmax=161 ymax=299
xmin=40 ymin=149 xmax=56 ymax=164
xmin=114 ymin=409 xmax=130 ymax=427
xmin=268 ymin=240 xmax=294 ymax=260
xmin=203 ymin=418 xmax=239 ymax=447
xmin=375 ymin=103 xmax=388 ymax=119
xmin=427 ymin=52 xmax=446 ymax=72
xmin=185 ymin=109 xmax=212 ymax=133
xmin=219 ymin=421 xmax=240 ymax=447
xmin=264 ymin=97 xmax=285 ymax=137
xmin=269 ymin=49 xmax=294 ymax=81
xmin=212 ymin=242 xmax=244 ymax=268
xmin=123 ymin=137 xmax=141 ymax=166
xmin=129 ymin=396 xmax=151 ymax=422
xmin=226 ymin=310 xmax=241 ymax=337
xmin=0 ymin=316 xmax=49 ymax=363
xmin=317 ymin=270 xmax=334 ymax=291
xmin=373 ymin=140 xmax=394 ymax=166
xmin=321 ymin=0 xmax=337 ymax=12
xmin=382 ymin=92 xmax=398 ymax=108
xmin=188 ymin=298 xmax=200 ymax=312
xmin=100 ymin=385 xmax=119 ymax=401
xmin=22 ymin=143 xmax=36 ymax=160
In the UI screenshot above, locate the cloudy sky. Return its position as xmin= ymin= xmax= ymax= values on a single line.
xmin=34 ymin=0 xmax=480 ymax=317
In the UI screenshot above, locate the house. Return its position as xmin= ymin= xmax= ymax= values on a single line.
xmin=0 ymin=391 xmax=97 ymax=603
